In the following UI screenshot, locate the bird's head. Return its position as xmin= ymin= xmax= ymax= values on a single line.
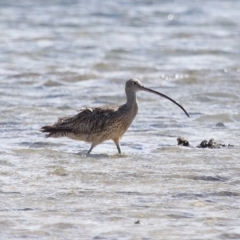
xmin=125 ymin=78 xmax=190 ymax=117
xmin=125 ymin=78 xmax=144 ymax=93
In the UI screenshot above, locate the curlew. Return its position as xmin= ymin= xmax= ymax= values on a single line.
xmin=40 ymin=79 xmax=189 ymax=154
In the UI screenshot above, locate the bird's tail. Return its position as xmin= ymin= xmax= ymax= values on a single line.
xmin=40 ymin=126 xmax=73 ymax=138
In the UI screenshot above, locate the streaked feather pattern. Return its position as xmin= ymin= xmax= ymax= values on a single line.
xmin=41 ymin=103 xmax=138 ymax=142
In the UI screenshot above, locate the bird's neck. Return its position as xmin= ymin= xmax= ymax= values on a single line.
xmin=125 ymin=90 xmax=138 ymax=112
xmin=126 ymin=90 xmax=137 ymax=105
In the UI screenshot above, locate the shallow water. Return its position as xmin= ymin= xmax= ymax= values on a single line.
xmin=1 ymin=0 xmax=240 ymax=239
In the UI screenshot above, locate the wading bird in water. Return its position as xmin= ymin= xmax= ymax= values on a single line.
xmin=41 ymin=79 xmax=189 ymax=154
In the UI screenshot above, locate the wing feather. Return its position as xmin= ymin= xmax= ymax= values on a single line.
xmin=53 ymin=106 xmax=119 ymax=135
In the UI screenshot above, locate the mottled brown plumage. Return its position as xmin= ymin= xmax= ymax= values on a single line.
xmin=41 ymin=78 xmax=189 ymax=154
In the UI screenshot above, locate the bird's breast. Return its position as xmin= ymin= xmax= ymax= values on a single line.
xmin=118 ymin=103 xmax=138 ymax=133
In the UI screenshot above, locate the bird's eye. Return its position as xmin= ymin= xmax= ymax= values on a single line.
xmin=132 ymin=82 xmax=137 ymax=85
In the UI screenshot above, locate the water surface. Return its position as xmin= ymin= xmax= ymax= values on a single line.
xmin=1 ymin=0 xmax=240 ymax=239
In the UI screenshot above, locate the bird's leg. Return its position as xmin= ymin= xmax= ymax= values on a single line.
xmin=87 ymin=142 xmax=98 ymax=154
xmin=113 ymin=138 xmax=121 ymax=154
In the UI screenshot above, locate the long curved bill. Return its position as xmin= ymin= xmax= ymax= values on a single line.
xmin=141 ymin=86 xmax=190 ymax=118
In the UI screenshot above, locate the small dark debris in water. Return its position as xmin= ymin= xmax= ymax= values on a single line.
xmin=43 ymin=79 xmax=63 ymax=87
xmin=198 ymin=139 xmax=219 ymax=148
xmin=215 ymin=122 xmax=225 ymax=127
xmin=177 ymin=137 xmax=234 ymax=148
xmin=197 ymin=138 xmax=233 ymax=148
xmin=177 ymin=137 xmax=190 ymax=147
xmin=17 ymin=208 xmax=34 ymax=211
xmin=193 ymin=175 xmax=227 ymax=182
xmin=92 ymin=236 xmax=108 ymax=240
xmin=134 ymin=220 xmax=140 ymax=224
xmin=198 ymin=139 xmax=209 ymax=148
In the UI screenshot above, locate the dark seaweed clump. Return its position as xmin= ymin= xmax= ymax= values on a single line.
xmin=177 ymin=137 xmax=234 ymax=148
